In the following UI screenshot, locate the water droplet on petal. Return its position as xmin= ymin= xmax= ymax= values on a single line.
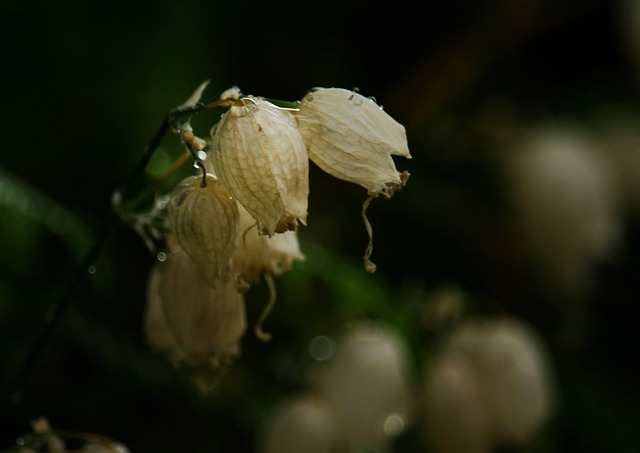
xmin=88 ymin=265 xmax=96 ymax=274
xmin=157 ymin=251 xmax=167 ymax=262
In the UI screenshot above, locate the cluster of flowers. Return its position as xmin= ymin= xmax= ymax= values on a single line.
xmin=259 ymin=315 xmax=553 ymax=453
xmin=143 ymin=86 xmax=411 ymax=370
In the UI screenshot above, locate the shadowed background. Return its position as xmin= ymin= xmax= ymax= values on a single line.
xmin=1 ymin=0 xmax=640 ymax=451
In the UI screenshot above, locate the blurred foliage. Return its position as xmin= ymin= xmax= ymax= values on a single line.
xmin=2 ymin=0 xmax=640 ymax=451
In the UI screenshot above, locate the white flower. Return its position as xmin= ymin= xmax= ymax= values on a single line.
xmin=260 ymin=393 xmax=338 ymax=453
xmin=423 ymin=316 xmax=554 ymax=452
xmin=144 ymin=247 xmax=247 ymax=369
xmin=167 ymin=174 xmax=239 ymax=286
xmin=210 ymin=97 xmax=309 ymax=236
xmin=295 ymin=87 xmax=411 ymax=197
xmin=232 ymin=202 xmax=305 ymax=286
xmin=504 ymin=123 xmax=621 ymax=300
xmin=318 ymin=321 xmax=413 ymax=453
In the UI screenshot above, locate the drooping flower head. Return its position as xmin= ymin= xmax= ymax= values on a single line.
xmin=295 ymin=87 xmax=411 ymax=198
xmin=167 ymin=174 xmax=239 ymax=286
xmin=210 ymin=96 xmax=309 ymax=236
xmin=144 ymin=247 xmax=247 ymax=369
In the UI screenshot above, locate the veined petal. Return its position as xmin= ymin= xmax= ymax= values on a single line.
xmin=146 ymin=248 xmax=247 ymax=368
xmin=211 ymin=97 xmax=309 ymax=236
xmin=168 ymin=174 xmax=239 ymax=286
xmin=232 ymin=202 xmax=305 ymax=286
xmin=296 ymin=87 xmax=411 ymax=197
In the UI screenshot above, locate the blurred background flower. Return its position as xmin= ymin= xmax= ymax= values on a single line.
xmin=2 ymin=0 xmax=640 ymax=451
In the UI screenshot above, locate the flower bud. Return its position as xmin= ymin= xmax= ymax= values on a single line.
xmin=168 ymin=174 xmax=239 ymax=286
xmin=144 ymin=247 xmax=247 ymax=368
xmin=295 ymin=87 xmax=411 ymax=197
xmin=210 ymin=97 xmax=309 ymax=236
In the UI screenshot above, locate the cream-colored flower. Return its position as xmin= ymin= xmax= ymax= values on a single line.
xmin=167 ymin=174 xmax=239 ymax=286
xmin=260 ymin=393 xmax=338 ymax=453
xmin=210 ymin=97 xmax=309 ymax=236
xmin=423 ymin=316 xmax=554 ymax=452
xmin=318 ymin=321 xmax=413 ymax=453
xmin=144 ymin=247 xmax=247 ymax=368
xmin=295 ymin=87 xmax=411 ymax=197
xmin=232 ymin=202 xmax=305 ymax=286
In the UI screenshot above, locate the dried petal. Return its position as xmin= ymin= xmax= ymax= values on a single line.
xmin=144 ymin=261 xmax=179 ymax=351
xmin=168 ymin=174 xmax=239 ymax=285
xmin=210 ymin=97 xmax=309 ymax=236
xmin=233 ymin=202 xmax=305 ymax=286
xmin=145 ymin=248 xmax=247 ymax=368
xmin=296 ymin=87 xmax=411 ymax=197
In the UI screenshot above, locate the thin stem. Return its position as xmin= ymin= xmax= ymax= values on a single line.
xmin=2 ymin=104 xmax=199 ymax=413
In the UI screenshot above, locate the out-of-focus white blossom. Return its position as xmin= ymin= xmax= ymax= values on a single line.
xmin=167 ymin=174 xmax=239 ymax=286
xmin=144 ymin=247 xmax=247 ymax=368
xmin=504 ymin=123 xmax=622 ymax=300
xmin=260 ymin=393 xmax=338 ymax=453
xmin=210 ymin=97 xmax=309 ymax=236
xmin=423 ymin=316 xmax=554 ymax=453
xmin=296 ymin=87 xmax=411 ymax=197
xmin=423 ymin=354 xmax=490 ymax=453
xmin=317 ymin=321 xmax=413 ymax=453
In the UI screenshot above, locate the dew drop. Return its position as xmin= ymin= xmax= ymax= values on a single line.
xmin=308 ymin=335 xmax=335 ymax=361
xmin=16 ymin=437 xmax=25 ymax=446
xmin=87 ymin=265 xmax=96 ymax=274
xmin=306 ymin=95 xmax=314 ymax=102
xmin=349 ymin=93 xmax=363 ymax=106
xmin=157 ymin=251 xmax=167 ymax=262
xmin=197 ymin=150 xmax=207 ymax=161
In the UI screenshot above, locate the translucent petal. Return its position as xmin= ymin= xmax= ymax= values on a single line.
xmin=147 ymin=248 xmax=247 ymax=368
xmin=296 ymin=87 xmax=411 ymax=196
xmin=210 ymin=97 xmax=309 ymax=235
xmin=168 ymin=174 xmax=239 ymax=286
xmin=232 ymin=203 xmax=305 ymax=286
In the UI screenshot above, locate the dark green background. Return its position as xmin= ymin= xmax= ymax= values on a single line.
xmin=1 ymin=0 xmax=639 ymax=451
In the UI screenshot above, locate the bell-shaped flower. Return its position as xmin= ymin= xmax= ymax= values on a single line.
xmin=260 ymin=393 xmax=338 ymax=453
xmin=232 ymin=202 xmax=305 ymax=287
xmin=295 ymin=87 xmax=411 ymax=197
xmin=144 ymin=247 xmax=247 ymax=369
xmin=317 ymin=321 xmax=414 ymax=453
xmin=210 ymin=97 xmax=309 ymax=236
xmin=423 ymin=316 xmax=554 ymax=453
xmin=167 ymin=174 xmax=239 ymax=286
